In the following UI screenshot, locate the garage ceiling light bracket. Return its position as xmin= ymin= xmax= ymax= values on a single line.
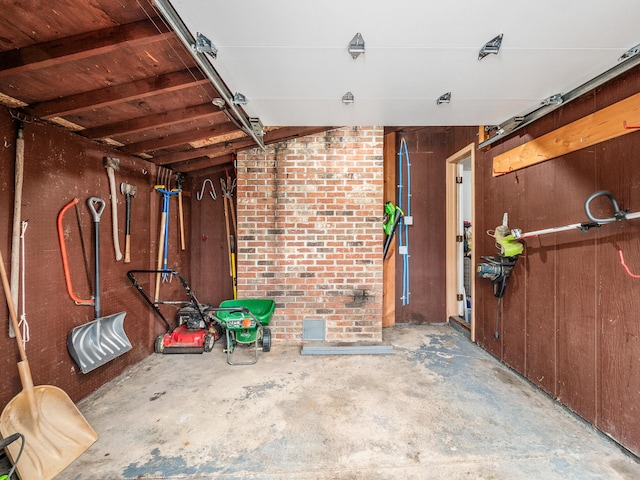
xmin=348 ymin=33 xmax=365 ymax=60
xmin=478 ymin=34 xmax=503 ymax=60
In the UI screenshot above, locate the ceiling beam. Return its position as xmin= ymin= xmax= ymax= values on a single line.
xmin=80 ymin=104 xmax=226 ymax=139
xmin=27 ymin=69 xmax=208 ymax=119
xmin=173 ymin=154 xmax=233 ymax=174
xmin=154 ymin=126 xmax=333 ymax=166
xmin=0 ymin=19 xmax=172 ymax=78
xmin=152 ymin=135 xmax=245 ymax=165
xmin=168 ymin=126 xmax=334 ymax=172
xmin=122 ymin=120 xmax=239 ymax=154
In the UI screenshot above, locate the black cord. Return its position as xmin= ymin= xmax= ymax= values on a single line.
xmin=0 ymin=433 xmax=24 ymax=479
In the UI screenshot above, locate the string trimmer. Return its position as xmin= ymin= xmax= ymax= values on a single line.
xmin=477 ymin=190 xmax=640 ymax=338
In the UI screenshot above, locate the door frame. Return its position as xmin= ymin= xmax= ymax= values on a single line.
xmin=445 ymin=143 xmax=476 ymax=341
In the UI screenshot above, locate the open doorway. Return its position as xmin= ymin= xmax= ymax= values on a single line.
xmin=445 ymin=143 xmax=475 ymax=341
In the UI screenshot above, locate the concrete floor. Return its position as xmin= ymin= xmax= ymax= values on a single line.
xmin=53 ymin=325 xmax=639 ymax=479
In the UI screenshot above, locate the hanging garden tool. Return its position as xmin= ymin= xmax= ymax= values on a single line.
xmin=154 ymin=185 xmax=181 ymax=302
xmin=383 ymin=201 xmax=404 ymax=260
xmin=120 ymin=183 xmax=137 ymax=264
xmin=104 ymin=156 xmax=123 ymax=262
xmin=67 ymin=198 xmax=131 ymax=374
xmin=58 ymin=198 xmax=93 ymax=307
xmin=175 ymin=173 xmax=186 ymax=251
xmin=220 ymin=175 xmax=233 ymax=278
xmin=486 ymin=190 xmax=640 ymax=258
xmin=9 ymin=120 xmax=24 ymax=338
xmin=225 ymin=168 xmax=237 ymax=238
xmin=477 ymin=190 xmax=640 ymax=338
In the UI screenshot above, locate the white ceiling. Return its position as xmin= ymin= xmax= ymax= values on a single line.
xmin=170 ymin=0 xmax=640 ymax=127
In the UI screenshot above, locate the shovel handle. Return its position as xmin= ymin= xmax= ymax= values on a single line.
xmin=87 ymin=197 xmax=106 ymax=223
xmin=0 ymin=246 xmax=27 ymax=362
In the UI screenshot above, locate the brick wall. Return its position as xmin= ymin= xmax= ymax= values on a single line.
xmin=236 ymin=126 xmax=384 ymax=343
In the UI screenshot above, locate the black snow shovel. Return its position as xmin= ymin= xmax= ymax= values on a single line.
xmin=67 ymin=197 xmax=131 ymax=374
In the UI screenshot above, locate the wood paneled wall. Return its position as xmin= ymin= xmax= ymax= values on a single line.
xmin=387 ymin=127 xmax=476 ymax=324
xmin=388 ymin=64 xmax=640 ymax=455
xmin=0 ymin=109 xmax=192 ymax=407
xmin=473 ymin=65 xmax=640 ymax=456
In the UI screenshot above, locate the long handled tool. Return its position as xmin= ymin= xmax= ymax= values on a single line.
xmin=58 ymin=198 xmax=94 ymax=306
xmin=220 ymin=177 xmax=232 ymax=277
xmin=120 ymin=183 xmax=137 ymax=264
xmin=104 ymin=156 xmax=122 ymax=262
xmin=175 ymin=173 xmax=186 ymax=251
xmin=9 ymin=121 xmax=24 ymax=338
xmin=154 ymin=185 xmax=180 ymax=301
xmin=503 ymin=190 xmax=640 ymax=248
xmin=0 ymin=245 xmax=98 ymax=480
xmin=67 ymin=197 xmax=131 ymax=374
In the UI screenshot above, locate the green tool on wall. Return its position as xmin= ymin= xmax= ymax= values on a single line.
xmin=383 ymin=201 xmax=403 ymax=259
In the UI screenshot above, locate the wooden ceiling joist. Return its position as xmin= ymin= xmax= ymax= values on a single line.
xmin=0 ymin=1 xmax=334 ymax=178
xmin=173 ymin=154 xmax=233 ymax=173
xmin=80 ymin=104 xmax=227 ymax=139
xmin=28 ymin=69 xmax=208 ymax=119
xmin=153 ymin=126 xmax=332 ymax=169
xmin=0 ymin=18 xmax=172 ymax=77
xmin=121 ymin=120 xmax=239 ymax=154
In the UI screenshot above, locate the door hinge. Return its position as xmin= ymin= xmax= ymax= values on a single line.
xmin=456 ymin=176 xmax=463 ymax=184
xmin=456 ymin=235 xmax=464 ymax=242
xmin=456 ymin=293 xmax=464 ymax=301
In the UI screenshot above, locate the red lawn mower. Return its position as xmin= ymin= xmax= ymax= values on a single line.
xmin=127 ymin=269 xmax=248 ymax=354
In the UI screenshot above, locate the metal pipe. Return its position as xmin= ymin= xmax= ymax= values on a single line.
xmin=153 ymin=0 xmax=265 ymax=150
xmin=479 ymin=52 xmax=640 ymax=150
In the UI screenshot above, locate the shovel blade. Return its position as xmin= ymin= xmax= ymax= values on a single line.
xmin=67 ymin=311 xmax=131 ymax=374
xmin=1 ymin=385 xmax=98 ymax=480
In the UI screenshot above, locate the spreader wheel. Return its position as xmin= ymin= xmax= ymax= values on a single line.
xmin=262 ymin=328 xmax=271 ymax=352
xmin=203 ymin=333 xmax=215 ymax=352
xmin=223 ymin=332 xmax=235 ymax=354
xmin=154 ymin=334 xmax=165 ymax=354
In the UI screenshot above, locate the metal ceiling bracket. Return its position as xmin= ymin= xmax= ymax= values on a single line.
xmin=619 ymin=43 xmax=640 ymax=62
xmin=233 ymin=92 xmax=248 ymax=105
xmin=496 ymin=116 xmax=524 ymax=136
xmin=193 ymin=32 xmax=217 ymax=58
xmin=348 ymin=33 xmax=365 ymax=60
xmin=342 ymin=92 xmax=355 ymax=104
xmin=154 ymin=0 xmax=265 ymax=150
xmin=437 ymin=92 xmax=451 ymax=105
xmin=541 ymin=93 xmax=564 ymax=106
xmin=249 ymin=118 xmax=264 ymax=139
xmin=478 ymin=34 xmax=503 ymax=60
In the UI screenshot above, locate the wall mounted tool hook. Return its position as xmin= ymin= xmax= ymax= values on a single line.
xmin=197 ymin=178 xmax=216 ymax=200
